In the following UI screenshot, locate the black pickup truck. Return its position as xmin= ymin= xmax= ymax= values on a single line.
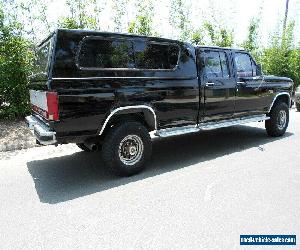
xmin=26 ymin=29 xmax=294 ymax=176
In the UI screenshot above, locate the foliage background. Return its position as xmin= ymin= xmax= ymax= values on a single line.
xmin=0 ymin=0 xmax=299 ymax=119
xmin=0 ymin=5 xmax=33 ymax=119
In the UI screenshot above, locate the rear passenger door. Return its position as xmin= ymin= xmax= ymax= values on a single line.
xmin=198 ymin=49 xmax=236 ymax=122
xmin=131 ymin=41 xmax=199 ymax=129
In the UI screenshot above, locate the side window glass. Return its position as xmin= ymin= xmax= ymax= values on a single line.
xmin=134 ymin=42 xmax=179 ymax=70
xmin=203 ymin=51 xmax=222 ymax=78
xmin=235 ymin=53 xmax=253 ymax=77
xmin=78 ymin=39 xmax=134 ymax=69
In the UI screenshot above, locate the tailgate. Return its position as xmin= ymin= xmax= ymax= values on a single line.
xmin=29 ymin=90 xmax=59 ymax=121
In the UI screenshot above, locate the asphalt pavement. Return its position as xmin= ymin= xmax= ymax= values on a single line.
xmin=0 ymin=109 xmax=299 ymax=249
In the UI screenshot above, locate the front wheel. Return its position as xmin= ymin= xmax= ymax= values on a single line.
xmin=102 ymin=122 xmax=152 ymax=176
xmin=265 ymin=102 xmax=289 ymax=137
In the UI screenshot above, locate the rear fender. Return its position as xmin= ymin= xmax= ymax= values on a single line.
xmin=98 ymin=105 xmax=157 ymax=135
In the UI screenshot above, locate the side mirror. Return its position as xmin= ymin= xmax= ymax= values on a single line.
xmin=256 ymin=64 xmax=262 ymax=76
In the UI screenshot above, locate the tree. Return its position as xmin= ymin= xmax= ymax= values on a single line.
xmin=260 ymin=22 xmax=297 ymax=85
xmin=218 ymin=28 xmax=234 ymax=47
xmin=0 ymin=4 xmax=34 ymax=119
xmin=112 ymin=0 xmax=128 ymax=32
xmin=169 ymin=0 xmax=191 ymax=41
xmin=202 ymin=21 xmax=234 ymax=47
xmin=283 ymin=0 xmax=290 ymax=35
xmin=3 ymin=0 xmax=52 ymax=43
xmin=127 ymin=0 xmax=155 ymax=36
xmin=289 ymin=48 xmax=300 ymax=88
xmin=58 ymin=0 xmax=102 ymax=30
xmin=190 ymin=29 xmax=204 ymax=45
xmin=241 ymin=18 xmax=260 ymax=59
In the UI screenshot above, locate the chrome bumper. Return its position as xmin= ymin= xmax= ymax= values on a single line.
xmin=25 ymin=115 xmax=57 ymax=145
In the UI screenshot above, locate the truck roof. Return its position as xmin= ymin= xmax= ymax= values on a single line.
xmin=40 ymin=29 xmax=246 ymax=52
xmin=196 ymin=45 xmax=246 ymax=52
xmin=55 ymin=28 xmax=184 ymax=44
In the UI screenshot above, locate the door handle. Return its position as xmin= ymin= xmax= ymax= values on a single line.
xmin=205 ymin=82 xmax=215 ymax=87
xmin=237 ymin=81 xmax=247 ymax=86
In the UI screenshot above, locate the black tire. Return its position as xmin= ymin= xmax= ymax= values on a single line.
xmin=296 ymin=102 xmax=300 ymax=112
xmin=102 ymin=122 xmax=152 ymax=176
xmin=265 ymin=102 xmax=289 ymax=137
xmin=76 ymin=143 xmax=92 ymax=152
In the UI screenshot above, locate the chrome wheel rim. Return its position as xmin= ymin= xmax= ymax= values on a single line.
xmin=118 ymin=135 xmax=144 ymax=166
xmin=277 ymin=110 xmax=287 ymax=130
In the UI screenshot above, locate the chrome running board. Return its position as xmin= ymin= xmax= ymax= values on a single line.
xmin=199 ymin=114 xmax=270 ymax=130
xmin=156 ymin=125 xmax=199 ymax=138
xmin=156 ymin=114 xmax=269 ymax=138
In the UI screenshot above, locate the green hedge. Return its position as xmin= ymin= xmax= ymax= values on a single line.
xmin=0 ymin=8 xmax=33 ymax=120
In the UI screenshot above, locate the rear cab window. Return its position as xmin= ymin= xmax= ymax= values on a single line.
xmin=77 ymin=37 xmax=180 ymax=71
xmin=201 ymin=50 xmax=230 ymax=78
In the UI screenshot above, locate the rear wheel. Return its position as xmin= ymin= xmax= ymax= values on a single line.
xmin=265 ymin=102 xmax=289 ymax=137
xmin=102 ymin=122 xmax=152 ymax=176
xmin=296 ymin=102 xmax=300 ymax=112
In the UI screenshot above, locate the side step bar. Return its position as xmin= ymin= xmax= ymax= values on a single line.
xmin=156 ymin=114 xmax=269 ymax=138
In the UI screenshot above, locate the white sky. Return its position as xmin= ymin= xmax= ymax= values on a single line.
xmin=19 ymin=0 xmax=300 ymax=45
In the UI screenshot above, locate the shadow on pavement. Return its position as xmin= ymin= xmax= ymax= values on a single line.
xmin=27 ymin=125 xmax=292 ymax=204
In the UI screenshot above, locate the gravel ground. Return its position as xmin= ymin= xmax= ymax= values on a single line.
xmin=0 ymin=119 xmax=37 ymax=152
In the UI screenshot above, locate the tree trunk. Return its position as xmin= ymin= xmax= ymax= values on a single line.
xmin=283 ymin=0 xmax=290 ymax=34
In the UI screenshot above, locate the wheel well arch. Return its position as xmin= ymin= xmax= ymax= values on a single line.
xmin=268 ymin=92 xmax=291 ymax=113
xmin=99 ymin=105 xmax=157 ymax=135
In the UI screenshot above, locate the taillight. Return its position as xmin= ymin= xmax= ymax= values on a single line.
xmin=46 ymin=92 xmax=59 ymax=121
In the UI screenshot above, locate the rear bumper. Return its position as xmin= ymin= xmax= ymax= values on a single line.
xmin=25 ymin=115 xmax=57 ymax=145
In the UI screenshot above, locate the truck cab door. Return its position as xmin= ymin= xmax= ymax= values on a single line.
xmin=233 ymin=52 xmax=269 ymax=116
xmin=198 ymin=49 xmax=236 ymax=122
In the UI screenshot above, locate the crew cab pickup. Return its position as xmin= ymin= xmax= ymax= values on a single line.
xmin=26 ymin=29 xmax=294 ymax=176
